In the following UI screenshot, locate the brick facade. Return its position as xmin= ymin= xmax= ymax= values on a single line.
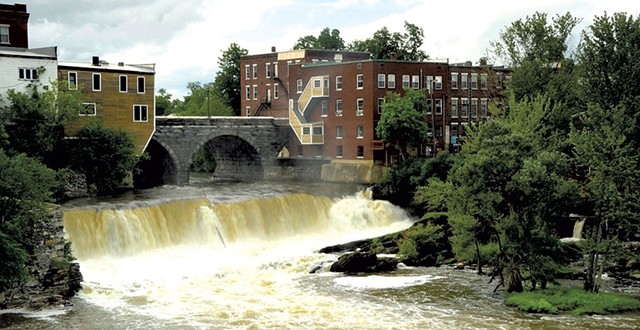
xmin=241 ymin=49 xmax=509 ymax=165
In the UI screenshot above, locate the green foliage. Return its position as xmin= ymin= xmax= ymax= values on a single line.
xmin=348 ymin=22 xmax=428 ymax=61
xmin=172 ymin=82 xmax=234 ymax=117
xmin=376 ymin=89 xmax=428 ymax=160
xmin=0 ymin=149 xmax=56 ymax=291
xmin=294 ymin=28 xmax=345 ymax=50
xmin=191 ymin=147 xmax=217 ymax=173
xmin=69 ymin=121 xmax=138 ymax=196
xmin=372 ymin=158 xmax=423 ymax=208
xmin=506 ymin=287 xmax=640 ymax=315
xmin=213 ymin=43 xmax=248 ymax=115
xmin=397 ymin=222 xmax=449 ymax=266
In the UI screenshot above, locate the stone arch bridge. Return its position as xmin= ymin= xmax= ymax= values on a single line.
xmin=137 ymin=116 xmax=290 ymax=186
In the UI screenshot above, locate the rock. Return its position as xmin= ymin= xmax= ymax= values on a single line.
xmin=453 ymin=262 xmax=466 ymax=270
xmin=329 ymin=251 xmax=398 ymax=273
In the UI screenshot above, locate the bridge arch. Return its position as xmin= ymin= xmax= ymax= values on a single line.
xmin=141 ymin=117 xmax=289 ymax=186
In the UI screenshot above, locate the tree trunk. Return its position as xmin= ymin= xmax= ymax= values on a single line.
xmin=507 ymin=267 xmax=523 ymax=293
xmin=474 ymin=237 xmax=483 ymax=275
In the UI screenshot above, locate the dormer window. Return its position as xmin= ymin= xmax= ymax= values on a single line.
xmin=0 ymin=25 xmax=9 ymax=44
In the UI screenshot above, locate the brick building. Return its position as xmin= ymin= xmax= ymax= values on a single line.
xmin=241 ymin=48 xmax=509 ymax=169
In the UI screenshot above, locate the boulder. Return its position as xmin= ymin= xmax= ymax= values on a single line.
xmin=329 ymin=251 xmax=398 ymax=273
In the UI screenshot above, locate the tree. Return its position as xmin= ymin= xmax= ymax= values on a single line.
xmin=375 ymin=88 xmax=428 ymax=160
xmin=155 ymin=88 xmax=175 ymax=116
xmin=293 ymin=28 xmax=345 ymax=50
xmin=442 ymin=95 xmax=578 ymax=291
xmin=348 ymin=22 xmax=428 ymax=61
xmin=213 ymin=43 xmax=248 ymax=116
xmin=0 ymin=150 xmax=56 ymax=291
xmin=1 ymin=80 xmax=83 ymax=168
xmin=577 ymin=12 xmax=640 ymax=146
xmin=69 ymin=121 xmax=138 ymax=196
xmin=489 ymin=12 xmax=581 ymax=103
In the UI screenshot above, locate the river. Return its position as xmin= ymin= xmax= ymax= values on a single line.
xmin=1 ymin=181 xmax=639 ymax=329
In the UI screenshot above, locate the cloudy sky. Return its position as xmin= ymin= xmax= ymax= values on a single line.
xmin=23 ymin=0 xmax=638 ymax=99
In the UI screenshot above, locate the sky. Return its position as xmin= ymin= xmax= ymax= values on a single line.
xmin=22 ymin=0 xmax=639 ymax=99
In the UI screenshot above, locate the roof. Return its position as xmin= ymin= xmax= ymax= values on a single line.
xmin=0 ymin=46 xmax=57 ymax=59
xmin=58 ymin=60 xmax=155 ymax=74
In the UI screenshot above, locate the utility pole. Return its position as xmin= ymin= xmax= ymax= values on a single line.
xmin=207 ymin=87 xmax=211 ymax=118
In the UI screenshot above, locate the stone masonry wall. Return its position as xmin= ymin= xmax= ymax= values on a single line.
xmin=0 ymin=206 xmax=82 ymax=310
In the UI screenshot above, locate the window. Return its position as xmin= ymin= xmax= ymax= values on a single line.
xmin=336 ymin=76 xmax=343 ymax=90
xmin=336 ymin=145 xmax=343 ymax=158
xmin=388 ymin=74 xmax=396 ymax=89
xmin=273 ymin=62 xmax=278 ymax=78
xmin=425 ymin=75 xmax=434 ymax=93
xmin=461 ymin=73 xmax=468 ymax=89
xmin=80 ymin=103 xmax=96 ymax=116
xmin=357 ymin=146 xmax=364 ymax=158
xmin=303 ymin=127 xmax=310 ymax=135
xmin=92 ymin=73 xmax=101 ymax=91
xmin=480 ymin=98 xmax=488 ymax=117
xmin=377 ymin=74 xmax=385 ymax=88
xmin=471 ymin=73 xmax=478 ymax=90
xmin=356 ymin=98 xmax=364 ymax=116
xmin=461 ymin=99 xmax=468 ymax=117
xmin=0 ymin=25 xmax=8 ymax=44
xmin=356 ymin=74 xmax=363 ymax=89
xmin=436 ymin=126 xmax=443 ymax=138
xmin=412 ymin=75 xmax=420 ymax=89
xmin=314 ymin=79 xmax=321 ymax=88
xmin=119 ymin=75 xmax=128 ymax=93
xmin=451 ymin=124 xmax=459 ymax=138
xmin=435 ymin=99 xmax=443 ymax=115
xmin=245 ymin=86 xmax=250 ymax=100
xmin=313 ymin=127 xmax=323 ymax=135
xmin=496 ymin=72 xmax=504 ymax=89
xmin=137 ymin=76 xmax=145 ymax=93
xmin=297 ymin=79 xmax=303 ymax=93
xmin=336 ymin=99 xmax=343 ymax=116
xmin=427 ymin=123 xmax=433 ymax=137
xmin=451 ymin=98 xmax=458 ymax=117
xmin=481 ymin=73 xmax=488 ymax=89
xmin=451 ymin=72 xmax=458 ymax=89
xmin=245 ymin=65 xmax=250 ymax=80
xmin=435 ymin=76 xmax=442 ymax=90
xmin=378 ymin=98 xmax=385 ymax=114
xmin=274 ymin=84 xmax=279 ymax=99
xmin=336 ymin=126 xmax=343 ymax=139
xmin=357 ymin=126 xmax=364 ymax=139
xmin=402 ymin=75 xmax=410 ymax=88
xmin=18 ymin=68 xmax=38 ymax=81
xmin=266 ymin=63 xmax=271 ymax=78
xmin=426 ymin=98 xmax=432 ymax=115
xmin=133 ymin=105 xmax=148 ymax=122
xmin=246 ymin=106 xmax=251 ymax=117
xmin=252 ymin=64 xmax=257 ymax=79
xmin=321 ymin=100 xmax=328 ymax=116
xmin=471 ymin=98 xmax=478 ymax=117
xmin=253 ymin=85 xmax=258 ymax=100
xmin=68 ymin=72 xmax=77 ymax=90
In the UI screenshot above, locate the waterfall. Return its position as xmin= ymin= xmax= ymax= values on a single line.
xmin=573 ymin=219 xmax=586 ymax=239
xmin=63 ymin=192 xmax=413 ymax=261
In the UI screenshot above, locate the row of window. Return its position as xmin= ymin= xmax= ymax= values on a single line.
xmin=67 ymin=72 xmax=146 ymax=93
xmin=245 ymin=62 xmax=279 ymax=80
xmin=335 ymin=145 xmax=365 ymax=159
xmin=79 ymin=103 xmax=149 ymax=122
xmin=451 ymin=72 xmax=489 ymax=90
xmin=18 ymin=67 xmax=38 ymax=81
xmin=450 ymin=98 xmax=489 ymax=118
xmin=245 ymin=84 xmax=279 ymax=101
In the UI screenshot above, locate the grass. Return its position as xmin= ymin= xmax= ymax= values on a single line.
xmin=505 ymin=287 xmax=640 ymax=315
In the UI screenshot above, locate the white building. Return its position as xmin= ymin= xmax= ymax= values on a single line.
xmin=0 ymin=46 xmax=58 ymax=103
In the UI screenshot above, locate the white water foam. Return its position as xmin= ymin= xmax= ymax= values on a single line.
xmin=334 ymin=274 xmax=445 ymax=290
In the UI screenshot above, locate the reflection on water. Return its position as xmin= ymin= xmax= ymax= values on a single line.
xmin=2 ymin=181 xmax=639 ymax=330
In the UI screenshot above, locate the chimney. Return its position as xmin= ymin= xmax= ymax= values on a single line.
xmin=271 ymin=46 xmax=276 ymax=52
xmin=92 ymin=56 xmax=100 ymax=66
xmin=118 ymin=62 xmax=125 ymax=66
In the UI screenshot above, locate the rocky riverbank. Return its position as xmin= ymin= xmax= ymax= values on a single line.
xmin=0 ymin=206 xmax=82 ymax=310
